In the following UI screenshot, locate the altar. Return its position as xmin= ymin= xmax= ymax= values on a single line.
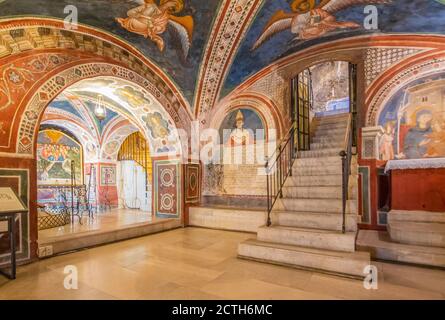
xmin=385 ymin=159 xmax=445 ymax=212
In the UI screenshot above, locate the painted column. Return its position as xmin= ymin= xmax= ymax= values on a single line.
xmin=358 ymin=126 xmax=388 ymax=230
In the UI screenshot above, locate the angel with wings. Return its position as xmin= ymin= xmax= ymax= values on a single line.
xmin=116 ymin=0 xmax=193 ymax=60
xmin=252 ymin=0 xmax=391 ymax=51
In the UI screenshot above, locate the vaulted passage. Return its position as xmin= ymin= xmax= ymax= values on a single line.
xmin=1 ymin=1 xmax=445 ymax=300
xmin=33 ymin=73 xmax=181 ymax=256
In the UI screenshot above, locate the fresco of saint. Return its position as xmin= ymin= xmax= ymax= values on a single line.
xmin=227 ymin=110 xmax=253 ymax=146
xmin=401 ymin=110 xmax=433 ymax=159
xmin=379 ymin=121 xmax=395 ymax=161
xmin=426 ymin=119 xmax=445 ymax=157
xmin=379 ymin=75 xmax=445 ymax=161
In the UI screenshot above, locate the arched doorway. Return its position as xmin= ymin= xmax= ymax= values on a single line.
xmin=30 ymin=74 xmax=184 ymax=255
xmin=0 ymin=18 xmax=188 ymax=263
xmin=117 ymin=132 xmax=152 ymax=212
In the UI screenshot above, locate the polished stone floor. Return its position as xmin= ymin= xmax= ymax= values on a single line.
xmin=39 ymin=209 xmax=153 ymax=240
xmin=1 ymin=227 xmax=445 ymax=300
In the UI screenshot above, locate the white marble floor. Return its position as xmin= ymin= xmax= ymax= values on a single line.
xmin=1 ymin=227 xmax=445 ymax=300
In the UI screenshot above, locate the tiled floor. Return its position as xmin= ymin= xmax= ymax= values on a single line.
xmin=1 ymin=227 xmax=445 ymax=300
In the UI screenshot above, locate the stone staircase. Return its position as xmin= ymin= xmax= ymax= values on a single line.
xmin=238 ymin=113 xmax=371 ymax=278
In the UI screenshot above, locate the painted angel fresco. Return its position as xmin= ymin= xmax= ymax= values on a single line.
xmin=116 ymin=0 xmax=194 ymax=60
xmin=252 ymin=0 xmax=391 ymax=51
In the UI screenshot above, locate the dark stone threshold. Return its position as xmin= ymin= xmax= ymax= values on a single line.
xmin=202 ymin=195 xmax=266 ymax=211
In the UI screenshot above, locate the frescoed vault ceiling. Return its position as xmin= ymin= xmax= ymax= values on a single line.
xmin=64 ymin=77 xmax=182 ymax=156
xmin=42 ymin=93 xmax=128 ymax=162
xmin=1 ymin=0 xmax=444 ymax=116
xmin=223 ymin=0 xmax=445 ymax=96
xmin=40 ymin=76 xmax=183 ymax=158
xmin=0 ymin=0 xmax=220 ymax=107
xmin=50 ymin=94 xmax=121 ymax=136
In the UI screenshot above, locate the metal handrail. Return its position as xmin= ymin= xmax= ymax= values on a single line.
xmin=339 ymin=113 xmax=353 ymax=234
xmin=265 ymin=121 xmax=298 ymax=226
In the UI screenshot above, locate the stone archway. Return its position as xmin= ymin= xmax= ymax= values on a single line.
xmin=210 ymin=92 xmax=284 ymax=141
xmin=0 ymin=19 xmax=192 ymax=263
xmin=0 ymin=19 xmax=194 ymax=158
xmin=366 ymin=53 xmax=445 ymax=127
xmin=16 ymin=63 xmax=186 ymax=158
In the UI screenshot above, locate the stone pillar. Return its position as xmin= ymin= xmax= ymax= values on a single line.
xmin=361 ymin=126 xmax=384 ymax=160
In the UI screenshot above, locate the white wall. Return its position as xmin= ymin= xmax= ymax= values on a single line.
xmin=117 ymin=160 xmax=152 ymax=212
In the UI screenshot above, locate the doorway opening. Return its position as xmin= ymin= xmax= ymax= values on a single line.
xmin=291 ymin=61 xmax=357 ymax=151
xmin=33 ymin=75 xmax=183 ymax=254
xmin=117 ymin=132 xmax=152 ymax=213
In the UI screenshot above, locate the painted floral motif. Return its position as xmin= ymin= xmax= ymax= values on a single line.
xmin=8 ymin=71 xmax=22 ymax=84
xmin=0 ymin=54 xmax=73 ymax=112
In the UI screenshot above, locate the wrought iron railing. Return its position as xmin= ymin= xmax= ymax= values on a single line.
xmin=339 ymin=113 xmax=354 ymax=234
xmin=265 ymin=122 xmax=298 ymax=226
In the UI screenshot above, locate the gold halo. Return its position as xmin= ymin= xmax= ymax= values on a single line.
xmin=290 ymin=0 xmax=316 ymax=13
xmin=160 ymin=0 xmax=184 ymax=14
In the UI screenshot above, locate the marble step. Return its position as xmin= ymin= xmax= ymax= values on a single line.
xmin=189 ymin=206 xmax=267 ymax=233
xmin=282 ymin=185 xmax=357 ymax=199
xmin=271 ymin=210 xmax=358 ymax=232
xmin=314 ymin=115 xmax=349 ymax=125
xmin=311 ymin=136 xmax=345 ymax=145
xmin=388 ymin=210 xmax=445 ymax=224
xmin=274 ymin=197 xmax=357 ymax=214
xmin=238 ymin=239 xmax=370 ymax=279
xmin=310 ymin=141 xmax=344 ymax=150
xmin=311 ymin=123 xmax=347 ymax=134
xmin=292 ymin=164 xmax=342 ymax=176
xmin=257 ymin=225 xmax=357 ymax=252
xmin=286 ymin=174 xmax=343 ymax=187
xmin=298 ymin=148 xmax=341 ymax=158
xmin=293 ymin=156 xmax=343 ymax=167
xmin=313 ymin=122 xmax=348 ymax=130
xmin=357 ymin=230 xmax=445 ymax=268
xmin=313 ymin=129 xmax=345 ymax=140
xmin=38 ymin=219 xmax=182 ymax=257
xmin=388 ymin=221 xmax=445 ymax=248
xmin=313 ymin=127 xmax=346 ymax=136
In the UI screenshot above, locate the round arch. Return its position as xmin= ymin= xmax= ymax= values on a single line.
xmin=100 ymin=122 xmax=139 ymax=162
xmin=210 ymin=92 xmax=284 ymax=142
xmin=366 ymin=53 xmax=445 ymax=126
xmin=0 ymin=19 xmax=193 ymax=159
xmin=15 ymin=66 xmax=184 ymax=159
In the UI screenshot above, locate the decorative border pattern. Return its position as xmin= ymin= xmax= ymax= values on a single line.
xmin=364 ymin=47 xmax=423 ymax=88
xmin=194 ymin=0 xmax=262 ymax=118
xmin=17 ymin=63 xmax=184 ymax=157
xmin=0 ymin=18 xmax=191 ymax=118
xmin=185 ymin=163 xmax=200 ymax=204
xmin=366 ymin=57 xmax=445 ymax=126
xmin=153 ymin=160 xmax=181 ymax=218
